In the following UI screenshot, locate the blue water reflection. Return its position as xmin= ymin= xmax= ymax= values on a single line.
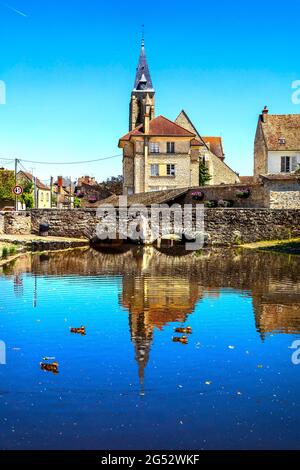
xmin=0 ymin=247 xmax=299 ymax=450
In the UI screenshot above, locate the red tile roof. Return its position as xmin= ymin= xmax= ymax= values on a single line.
xmin=119 ymin=115 xmax=195 ymax=142
xmin=18 ymin=171 xmax=50 ymax=190
xmin=202 ymin=136 xmax=225 ymax=160
xmin=191 ymin=138 xmax=203 ymax=146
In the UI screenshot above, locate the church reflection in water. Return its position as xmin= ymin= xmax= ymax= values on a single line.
xmin=3 ymin=246 xmax=300 ymax=384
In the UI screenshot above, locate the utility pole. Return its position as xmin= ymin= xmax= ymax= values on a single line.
xmin=50 ymin=176 xmax=53 ymax=208
xmin=33 ymin=175 xmax=38 ymax=209
xmin=70 ymin=176 xmax=72 ymax=209
xmin=14 ymin=158 xmax=18 ymax=211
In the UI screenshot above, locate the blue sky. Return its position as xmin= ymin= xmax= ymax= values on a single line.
xmin=0 ymin=0 xmax=299 ymax=183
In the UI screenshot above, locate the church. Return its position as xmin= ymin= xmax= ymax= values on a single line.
xmin=119 ymin=38 xmax=239 ymax=195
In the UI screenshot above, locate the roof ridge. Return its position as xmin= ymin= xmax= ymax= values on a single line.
xmin=265 ymin=113 xmax=300 ymax=116
xmin=155 ymin=115 xmax=195 ymax=136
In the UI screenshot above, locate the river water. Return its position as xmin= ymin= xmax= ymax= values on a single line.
xmin=0 ymin=247 xmax=299 ymax=450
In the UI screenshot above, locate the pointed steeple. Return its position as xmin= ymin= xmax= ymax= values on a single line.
xmin=133 ymin=37 xmax=154 ymax=92
xmin=129 ymin=34 xmax=155 ymax=131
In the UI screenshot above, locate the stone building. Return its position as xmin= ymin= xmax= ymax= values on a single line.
xmin=254 ymin=106 xmax=300 ymax=178
xmin=175 ymin=110 xmax=240 ymax=186
xmin=119 ymin=39 xmax=239 ymax=195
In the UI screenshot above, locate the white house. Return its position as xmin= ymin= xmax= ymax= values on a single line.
xmin=254 ymin=107 xmax=300 ymax=179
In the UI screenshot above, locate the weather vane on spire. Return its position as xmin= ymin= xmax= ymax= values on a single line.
xmin=141 ymin=24 xmax=145 ymax=47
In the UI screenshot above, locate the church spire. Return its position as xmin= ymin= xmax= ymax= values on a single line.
xmin=133 ymin=35 xmax=154 ymax=92
xmin=129 ymin=34 xmax=155 ymax=131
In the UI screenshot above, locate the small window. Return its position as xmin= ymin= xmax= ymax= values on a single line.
xmin=40 ymin=192 xmax=44 ymax=201
xmin=149 ymin=187 xmax=160 ymax=192
xmin=167 ymin=142 xmax=175 ymax=154
xmin=281 ymin=156 xmax=291 ymax=173
xmin=150 ymin=142 xmax=160 ymax=154
xmin=279 ymin=137 xmax=286 ymax=145
xmin=166 ymin=164 xmax=176 ymax=176
xmin=150 ymin=164 xmax=159 ymax=176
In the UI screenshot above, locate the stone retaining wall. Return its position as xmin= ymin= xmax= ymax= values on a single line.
xmin=183 ymin=184 xmax=268 ymax=208
xmin=30 ymin=209 xmax=99 ymax=238
xmin=30 ymin=208 xmax=300 ymax=246
xmin=0 ymin=213 xmax=4 ymax=235
xmin=1 ymin=208 xmax=300 ymax=246
xmin=204 ymin=208 xmax=300 ymax=245
xmin=3 ymin=211 xmax=31 ymax=235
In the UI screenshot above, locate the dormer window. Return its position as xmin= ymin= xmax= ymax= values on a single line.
xmin=279 ymin=137 xmax=286 ymax=145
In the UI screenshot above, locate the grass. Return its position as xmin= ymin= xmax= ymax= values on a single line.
xmin=242 ymin=238 xmax=300 ymax=255
xmin=0 ymin=243 xmax=19 ymax=264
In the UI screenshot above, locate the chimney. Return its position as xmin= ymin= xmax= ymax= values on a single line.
xmin=144 ymin=96 xmax=151 ymax=134
xmin=261 ymin=105 xmax=269 ymax=122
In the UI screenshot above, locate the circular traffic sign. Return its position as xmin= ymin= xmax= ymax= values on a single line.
xmin=13 ymin=185 xmax=23 ymax=196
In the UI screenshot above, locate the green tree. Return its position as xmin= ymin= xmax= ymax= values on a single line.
xmin=19 ymin=180 xmax=34 ymax=209
xmin=0 ymin=169 xmax=15 ymax=201
xmin=199 ymin=161 xmax=212 ymax=186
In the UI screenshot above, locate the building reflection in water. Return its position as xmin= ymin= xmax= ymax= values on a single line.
xmin=3 ymin=246 xmax=300 ymax=384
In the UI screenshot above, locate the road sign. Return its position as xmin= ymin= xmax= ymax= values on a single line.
xmin=13 ymin=185 xmax=23 ymax=196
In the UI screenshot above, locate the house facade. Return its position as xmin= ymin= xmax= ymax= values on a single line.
xmin=17 ymin=171 xmax=51 ymax=209
xmin=254 ymin=107 xmax=300 ymax=179
xmin=119 ymin=115 xmax=203 ymax=194
xmin=119 ymin=39 xmax=239 ymax=195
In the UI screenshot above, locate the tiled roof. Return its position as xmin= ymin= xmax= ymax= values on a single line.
xmin=119 ymin=126 xmax=143 ymax=141
xmin=18 ymin=171 xmax=50 ymax=190
xmin=99 ymin=188 xmax=190 ymax=207
xmin=191 ymin=138 xmax=204 ymax=146
xmin=260 ymin=114 xmax=300 ymax=150
xmin=202 ymin=136 xmax=225 ymax=160
xmin=119 ymin=115 xmax=195 ymax=142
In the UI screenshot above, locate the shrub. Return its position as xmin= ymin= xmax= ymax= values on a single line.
xmin=1 ymin=247 xmax=8 ymax=258
xmin=74 ymin=197 xmax=81 ymax=208
xmin=204 ymin=200 xmax=218 ymax=208
xmin=199 ymin=161 xmax=212 ymax=186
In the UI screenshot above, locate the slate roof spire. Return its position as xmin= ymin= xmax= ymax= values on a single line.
xmin=133 ymin=35 xmax=154 ymax=92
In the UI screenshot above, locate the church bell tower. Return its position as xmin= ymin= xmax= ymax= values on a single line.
xmin=129 ymin=36 xmax=155 ymax=131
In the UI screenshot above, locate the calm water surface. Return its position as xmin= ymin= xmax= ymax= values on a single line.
xmin=0 ymin=247 xmax=299 ymax=450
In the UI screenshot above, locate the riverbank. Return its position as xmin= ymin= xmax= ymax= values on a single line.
xmin=242 ymin=237 xmax=300 ymax=255
xmin=0 ymin=234 xmax=89 ymax=267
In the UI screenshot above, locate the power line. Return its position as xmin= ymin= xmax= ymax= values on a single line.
xmin=0 ymin=154 xmax=122 ymax=165
xmin=0 ymin=158 xmax=14 ymax=164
